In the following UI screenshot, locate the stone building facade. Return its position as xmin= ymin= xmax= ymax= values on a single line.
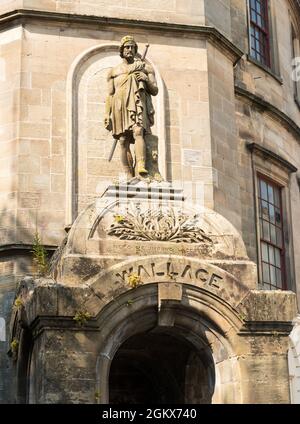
xmin=0 ymin=0 xmax=300 ymax=403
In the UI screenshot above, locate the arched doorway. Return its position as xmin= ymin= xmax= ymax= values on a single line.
xmin=109 ymin=329 xmax=215 ymax=404
xmin=95 ymin=282 xmax=243 ymax=404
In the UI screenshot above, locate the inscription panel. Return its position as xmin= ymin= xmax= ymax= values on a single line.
xmin=89 ymin=256 xmax=251 ymax=312
xmin=89 ymin=239 xmax=223 ymax=258
xmin=114 ymin=261 xmax=223 ymax=292
xmin=183 ymin=149 xmax=202 ymax=166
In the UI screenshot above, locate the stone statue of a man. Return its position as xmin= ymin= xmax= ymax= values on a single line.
xmin=104 ymin=36 xmax=158 ymax=178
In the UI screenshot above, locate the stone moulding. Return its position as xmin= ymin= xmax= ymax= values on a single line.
xmin=235 ymin=85 xmax=300 ymax=141
xmin=60 ymin=184 xmax=251 ymax=263
xmin=246 ymin=142 xmax=298 ymax=174
xmin=0 ymin=243 xmax=57 ymax=256
xmin=0 ymin=9 xmax=243 ymax=64
xmin=108 ymin=206 xmax=213 ymax=244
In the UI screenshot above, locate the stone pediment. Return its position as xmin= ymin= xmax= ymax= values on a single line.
xmin=50 ymin=182 xmax=257 ymax=290
xmin=65 ymin=182 xmax=248 ymax=259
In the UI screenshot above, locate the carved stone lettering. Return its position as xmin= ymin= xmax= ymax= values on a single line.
xmin=208 ymin=273 xmax=223 ymax=289
xmin=166 ymin=262 xmax=179 ymax=278
xmin=115 ymin=268 xmax=133 ymax=282
xmin=181 ymin=265 xmax=192 ymax=279
xmin=151 ymin=263 xmax=156 ymax=277
xmin=113 ymin=261 xmax=222 ymax=291
xmin=195 ymin=268 xmax=209 ymax=282
xmin=137 ymin=265 xmax=151 ymax=278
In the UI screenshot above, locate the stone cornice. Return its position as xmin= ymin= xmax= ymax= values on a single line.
xmin=0 ymin=243 xmax=57 ymax=256
xmin=289 ymin=0 xmax=300 ymax=33
xmin=246 ymin=142 xmax=298 ymax=174
xmin=0 ymin=9 xmax=243 ymax=63
xmin=239 ymin=321 xmax=294 ymax=336
xmin=235 ymin=85 xmax=300 ymax=141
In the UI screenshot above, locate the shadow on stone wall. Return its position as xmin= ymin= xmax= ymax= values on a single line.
xmin=0 ymin=206 xmax=58 ymax=403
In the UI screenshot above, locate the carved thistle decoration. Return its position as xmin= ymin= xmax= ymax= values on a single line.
xmin=107 ymin=207 xmax=213 ymax=244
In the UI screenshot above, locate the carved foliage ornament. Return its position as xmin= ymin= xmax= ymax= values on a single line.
xmin=107 ymin=206 xmax=213 ymax=244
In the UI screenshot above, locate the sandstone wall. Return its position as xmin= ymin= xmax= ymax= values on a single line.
xmin=0 ymin=0 xmax=206 ymax=26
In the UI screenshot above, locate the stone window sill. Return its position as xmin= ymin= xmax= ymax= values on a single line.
xmin=294 ymin=94 xmax=300 ymax=111
xmin=247 ymin=55 xmax=283 ymax=85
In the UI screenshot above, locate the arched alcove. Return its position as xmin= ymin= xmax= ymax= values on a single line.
xmin=66 ymin=44 xmax=166 ymax=226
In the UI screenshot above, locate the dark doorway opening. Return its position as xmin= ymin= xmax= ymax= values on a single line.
xmin=109 ymin=330 xmax=214 ymax=404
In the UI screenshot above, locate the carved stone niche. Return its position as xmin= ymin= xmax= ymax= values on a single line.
xmin=66 ymin=44 xmax=166 ymax=225
xmin=50 ymin=181 xmax=257 ymax=288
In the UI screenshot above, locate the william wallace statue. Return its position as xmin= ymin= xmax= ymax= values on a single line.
xmin=104 ymin=36 xmax=158 ymax=178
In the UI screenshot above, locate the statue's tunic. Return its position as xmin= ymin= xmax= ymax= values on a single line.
xmin=106 ymin=60 xmax=155 ymax=140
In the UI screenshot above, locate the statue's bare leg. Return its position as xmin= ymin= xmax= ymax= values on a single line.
xmin=133 ymin=125 xmax=148 ymax=176
xmin=119 ymin=136 xmax=134 ymax=177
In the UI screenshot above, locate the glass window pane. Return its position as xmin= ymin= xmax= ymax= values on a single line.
xmin=270 ymin=225 xmax=276 ymax=245
xmin=261 ymin=201 xmax=269 ymax=220
xmin=270 ymin=266 xmax=276 ymax=285
xmin=251 ymin=9 xmax=256 ymax=22
xmin=275 ymin=208 xmax=281 ymax=226
xmin=261 ymin=242 xmax=269 ymax=262
xmin=268 ymin=245 xmax=275 ymax=265
xmin=274 ymin=188 xmax=280 ymax=207
xmin=257 ymin=15 xmax=262 ymax=27
xmin=257 ymin=2 xmax=261 ymax=14
xmin=260 ymin=220 xmax=263 ymax=238
xmin=260 ymin=180 xmax=268 ymax=200
xmin=268 ymin=185 xmax=274 ymax=204
xmin=255 ymin=39 xmax=261 ymax=53
xmin=276 ymin=269 xmax=282 ymax=288
xmin=259 ymin=201 xmax=262 ymax=218
xmin=276 ymin=228 xmax=282 ymax=247
xmin=275 ymin=248 xmax=281 ymax=268
xmin=269 ymin=204 xmax=275 ymax=223
xmin=263 ymin=263 xmax=270 ymax=283
xmin=263 ymin=221 xmax=270 ymax=241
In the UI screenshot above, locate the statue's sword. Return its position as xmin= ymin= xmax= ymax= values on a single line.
xmin=108 ymin=44 xmax=150 ymax=162
xmin=108 ymin=138 xmax=118 ymax=162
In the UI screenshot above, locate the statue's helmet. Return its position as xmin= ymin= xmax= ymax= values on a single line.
xmin=119 ymin=35 xmax=138 ymax=57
